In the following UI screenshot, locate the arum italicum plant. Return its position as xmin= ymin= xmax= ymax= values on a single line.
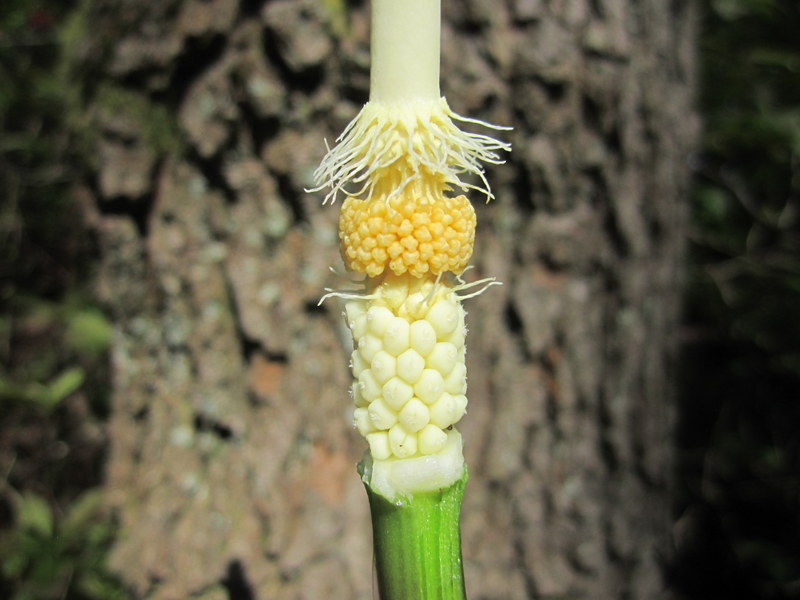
xmin=311 ymin=0 xmax=509 ymax=597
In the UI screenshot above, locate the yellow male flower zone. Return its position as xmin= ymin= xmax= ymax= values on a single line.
xmin=338 ymin=185 xmax=476 ymax=278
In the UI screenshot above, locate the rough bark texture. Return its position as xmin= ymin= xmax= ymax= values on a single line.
xmin=77 ymin=0 xmax=697 ymax=598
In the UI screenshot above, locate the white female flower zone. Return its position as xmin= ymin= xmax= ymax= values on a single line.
xmin=312 ymin=0 xmax=509 ymax=501
xmin=348 ymin=277 xmax=467 ymax=458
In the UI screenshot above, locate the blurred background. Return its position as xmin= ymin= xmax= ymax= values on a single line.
xmin=1 ymin=0 xmax=798 ymax=598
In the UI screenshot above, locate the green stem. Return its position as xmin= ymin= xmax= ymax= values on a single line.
xmin=360 ymin=462 xmax=468 ymax=600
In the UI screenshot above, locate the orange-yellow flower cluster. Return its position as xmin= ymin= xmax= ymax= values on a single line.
xmin=339 ymin=190 xmax=476 ymax=278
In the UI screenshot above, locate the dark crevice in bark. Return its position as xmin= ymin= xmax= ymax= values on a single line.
xmin=509 ymin=162 xmax=536 ymax=213
xmin=603 ymin=201 xmax=632 ymax=259
xmin=238 ymin=0 xmax=265 ymax=20
xmin=588 ymin=0 xmax=604 ymax=19
xmin=581 ymin=93 xmax=604 ymax=133
xmin=191 ymin=149 xmax=239 ymax=204
xmin=87 ymin=141 xmax=162 ymax=238
xmin=502 ymin=298 xmax=524 ymax=335
xmin=582 ymin=97 xmax=623 ymax=157
xmin=272 ymin=171 xmax=308 ymax=225
xmin=511 ymin=518 xmax=541 ymax=600
xmin=238 ymin=335 xmax=262 ymax=362
xmin=235 ymin=86 xmax=282 ymax=151
xmin=165 ymin=34 xmax=228 ymax=107
xmin=133 ymin=406 xmax=149 ymax=422
xmin=303 ymin=299 xmax=328 ymax=317
xmin=541 ymin=349 xmax=561 ymax=438
xmin=597 ymin=388 xmax=621 ymax=475
xmin=339 ymin=82 xmax=369 ymax=107
xmin=261 ymin=29 xmax=325 ymax=94
xmin=96 ymin=193 xmax=155 ymax=238
xmin=222 ymin=559 xmax=255 ymax=600
xmin=536 ymin=78 xmax=568 ymax=104
xmin=194 ymin=412 xmax=236 ymax=441
xmin=505 ymin=298 xmax=534 ymax=364
xmin=583 ymin=163 xmax=608 ymax=197
xmin=225 ymin=269 xmax=289 ymax=365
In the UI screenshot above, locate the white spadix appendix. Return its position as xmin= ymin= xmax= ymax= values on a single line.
xmin=310 ymin=0 xmax=509 ymax=598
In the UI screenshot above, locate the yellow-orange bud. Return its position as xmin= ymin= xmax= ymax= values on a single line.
xmin=339 ymin=191 xmax=476 ymax=278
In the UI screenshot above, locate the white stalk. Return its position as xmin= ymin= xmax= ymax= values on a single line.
xmin=370 ymin=0 xmax=441 ymax=103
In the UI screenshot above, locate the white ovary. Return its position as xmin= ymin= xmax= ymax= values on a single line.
xmin=399 ymin=397 xmax=430 ymax=432
xmin=426 ymin=342 xmax=458 ymax=375
xmin=345 ymin=302 xmax=368 ymax=340
xmin=366 ymin=431 xmax=392 ymax=461
xmin=358 ymin=369 xmax=382 ymax=403
xmin=409 ymin=319 xmax=437 ymax=356
xmin=444 ymin=362 xmax=467 ymax=395
xmin=351 ymin=350 xmax=367 ymax=378
xmin=428 ymin=392 xmax=466 ymax=428
xmin=417 ymin=424 xmax=448 ymax=454
xmin=388 ymin=423 xmax=417 ymax=458
xmin=402 ymin=291 xmax=431 ymax=320
xmin=352 ymin=382 xmax=368 ymax=408
xmin=397 ymin=348 xmax=425 ymax=383
xmin=426 ymin=297 xmax=460 ymax=337
xmin=354 ymin=407 xmax=375 ymax=435
xmin=441 ymin=311 xmax=466 ymax=347
xmin=414 ymin=368 xmax=445 ymax=404
xmin=382 ymin=376 xmax=414 ymax=411
xmin=358 ymin=333 xmax=383 ymax=363
xmin=383 ymin=317 xmax=411 ymax=355
xmin=371 ymin=350 xmax=397 ymax=384
xmin=369 ymin=398 xmax=398 ymax=430
xmin=367 ymin=305 xmax=394 ymax=336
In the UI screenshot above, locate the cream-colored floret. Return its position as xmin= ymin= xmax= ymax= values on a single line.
xmin=366 ymin=431 xmax=392 ymax=461
xmin=409 ymin=319 xmax=437 ymax=356
xmin=426 ymin=298 xmax=461 ymax=336
xmin=426 ymin=342 xmax=459 ymax=374
xmin=371 ymin=350 xmax=397 ymax=384
xmin=383 ymin=317 xmax=410 ymax=355
xmin=444 ymin=362 xmax=468 ymax=395
xmin=382 ymin=377 xmax=414 ymax=410
xmin=351 ymin=350 xmax=367 ymax=378
xmin=354 ymin=407 xmax=374 ymax=435
xmin=399 ymin=397 xmax=430 ymax=432
xmin=358 ymin=370 xmax=381 ymax=403
xmin=369 ymin=398 xmax=398 ymax=430
xmin=414 ymin=369 xmax=445 ymax=404
xmin=358 ymin=334 xmax=383 ymax=363
xmin=397 ymin=349 xmax=425 ymax=383
xmin=367 ymin=305 xmax=394 ymax=336
xmin=389 ymin=424 xmax=417 ymax=458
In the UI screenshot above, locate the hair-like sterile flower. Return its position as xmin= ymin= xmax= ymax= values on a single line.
xmin=310 ymin=98 xmax=510 ymax=206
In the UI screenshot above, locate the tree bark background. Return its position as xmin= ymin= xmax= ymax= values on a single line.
xmin=76 ymin=0 xmax=698 ymax=598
